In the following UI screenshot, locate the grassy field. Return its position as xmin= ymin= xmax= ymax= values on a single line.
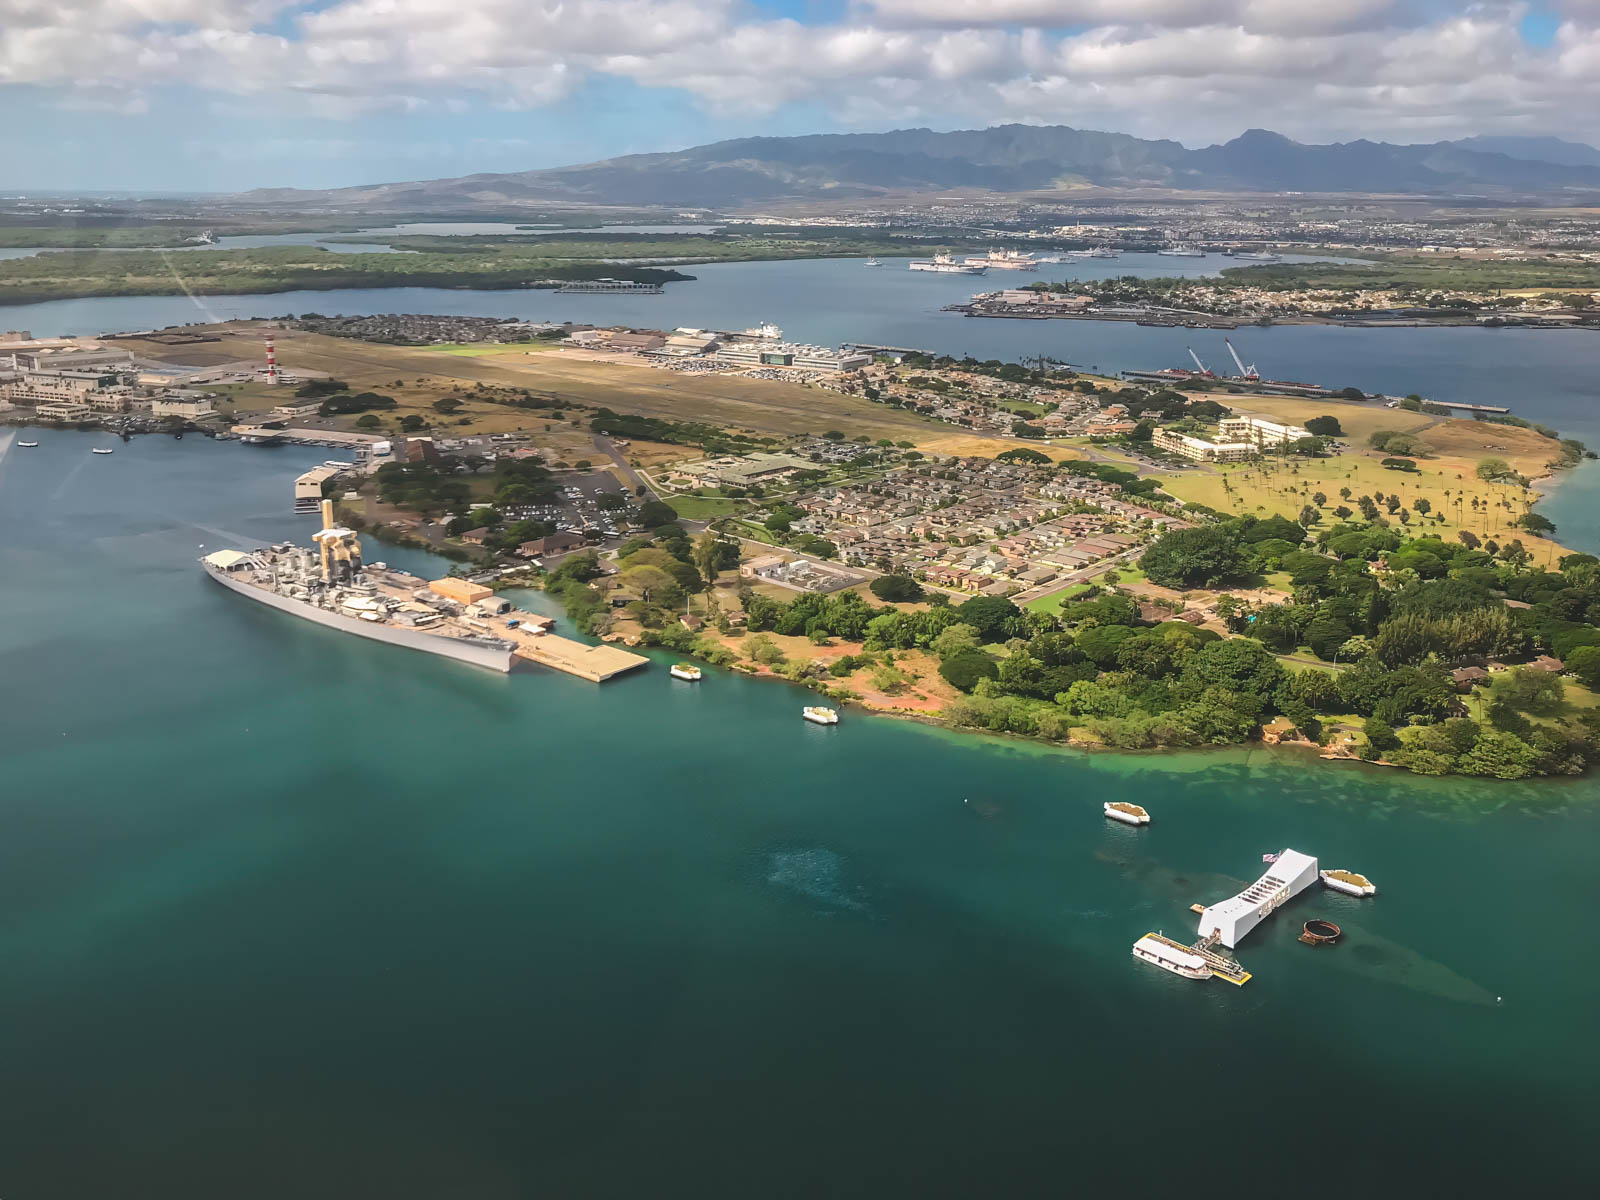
xmin=413 ymin=341 xmax=558 ymax=357
xmin=1206 ymin=393 xmax=1434 ymax=443
xmin=662 ymin=495 xmax=741 ymax=519
xmin=1024 ymin=583 xmax=1092 ymax=615
xmin=125 ymin=325 xmax=1062 ymax=454
xmin=1155 ymin=413 xmax=1573 ymax=561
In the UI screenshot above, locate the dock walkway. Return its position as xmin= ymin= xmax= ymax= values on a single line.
xmin=509 ymin=631 xmax=648 ymax=681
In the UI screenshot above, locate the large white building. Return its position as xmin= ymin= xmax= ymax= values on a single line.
xmin=1152 ymin=428 xmax=1255 ymax=462
xmin=1196 ymin=849 xmax=1320 ymax=948
xmin=1218 ymin=416 xmax=1312 ymax=446
xmin=714 ymin=341 xmax=869 ymax=373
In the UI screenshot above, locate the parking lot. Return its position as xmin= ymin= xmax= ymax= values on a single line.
xmin=500 ymin=469 xmax=632 ymax=542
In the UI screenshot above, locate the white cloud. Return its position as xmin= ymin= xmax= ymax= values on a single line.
xmin=0 ymin=0 xmax=1598 ymax=149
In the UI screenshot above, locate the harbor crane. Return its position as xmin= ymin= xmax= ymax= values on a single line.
xmin=1186 ymin=347 xmax=1215 ymax=377
xmin=1225 ymin=338 xmax=1260 ymax=381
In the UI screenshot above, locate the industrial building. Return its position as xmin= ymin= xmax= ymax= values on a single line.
xmin=151 ymin=390 xmax=219 ymax=420
xmin=672 ymin=452 xmax=813 ymax=488
xmin=714 ymin=341 xmax=869 ymax=372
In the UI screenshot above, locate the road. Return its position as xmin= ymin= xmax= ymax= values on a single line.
xmin=1010 ymin=544 xmax=1146 ymax=605
xmin=592 ymin=435 xmax=657 ymax=499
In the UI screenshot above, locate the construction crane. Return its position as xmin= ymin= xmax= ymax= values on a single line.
xmin=1224 ymin=338 xmax=1259 ymax=381
xmin=1186 ymin=347 xmax=1214 ymax=377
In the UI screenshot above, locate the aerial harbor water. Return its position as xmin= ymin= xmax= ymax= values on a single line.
xmin=0 ymin=429 xmax=1596 ymax=1192
xmin=5 ymin=253 xmax=1596 ymax=433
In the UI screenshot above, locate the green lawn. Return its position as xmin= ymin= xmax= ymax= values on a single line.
xmin=1025 ymin=584 xmax=1092 ymax=615
xmin=1098 ymin=565 xmax=1147 ymax=589
xmin=667 ymin=495 xmax=741 ymax=519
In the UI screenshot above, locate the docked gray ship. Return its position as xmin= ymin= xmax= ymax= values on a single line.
xmin=200 ymin=500 xmax=517 ymax=673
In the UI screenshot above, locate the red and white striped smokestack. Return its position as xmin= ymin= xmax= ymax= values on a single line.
xmin=265 ymin=334 xmax=278 ymax=384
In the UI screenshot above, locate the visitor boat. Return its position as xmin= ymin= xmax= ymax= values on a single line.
xmin=1104 ymin=801 xmax=1151 ymax=826
xmin=803 ymin=705 xmax=839 ymax=725
xmin=670 ymin=663 xmax=702 ymax=681
xmin=1131 ymin=933 xmax=1211 ymax=980
xmin=1320 ymin=869 xmax=1377 ymax=897
xmin=92 ymin=447 xmax=115 ymax=455
xmin=864 ymin=256 xmax=882 ymax=267
xmin=17 ymin=440 xmax=38 ymax=447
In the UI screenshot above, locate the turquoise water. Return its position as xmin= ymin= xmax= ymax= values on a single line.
xmin=1 ymin=431 xmax=1596 ymax=1193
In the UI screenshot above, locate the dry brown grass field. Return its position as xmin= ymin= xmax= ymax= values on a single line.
xmin=127 ymin=324 xmax=992 ymax=445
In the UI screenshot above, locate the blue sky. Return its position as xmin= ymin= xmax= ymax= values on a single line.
xmin=2 ymin=1 xmax=1596 ymax=193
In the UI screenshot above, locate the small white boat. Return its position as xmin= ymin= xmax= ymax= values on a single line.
xmin=1105 ymin=801 xmax=1150 ymax=826
xmin=803 ymin=705 xmax=839 ymax=726
xmin=17 ymin=440 xmax=39 ymax=447
xmin=1132 ymin=933 xmax=1211 ymax=981
xmin=864 ymin=256 xmax=882 ymax=267
xmin=670 ymin=663 xmax=702 ymax=681
xmin=92 ymin=447 xmax=115 ymax=455
xmin=1321 ymin=869 xmax=1377 ymax=897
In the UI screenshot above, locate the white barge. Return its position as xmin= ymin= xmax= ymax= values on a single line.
xmin=1321 ymin=869 xmax=1377 ymax=897
xmin=1132 ymin=933 xmax=1212 ymax=980
xmin=1105 ymin=801 xmax=1150 ymax=825
xmin=803 ymin=706 xmax=839 ymax=725
xmin=670 ymin=663 xmax=702 ymax=681
xmin=201 ymin=500 xmax=516 ymax=673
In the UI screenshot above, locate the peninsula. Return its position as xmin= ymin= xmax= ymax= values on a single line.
xmin=17 ymin=313 xmax=1592 ymax=782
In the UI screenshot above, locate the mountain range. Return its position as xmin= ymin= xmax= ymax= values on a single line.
xmin=233 ymin=126 xmax=1600 ymax=211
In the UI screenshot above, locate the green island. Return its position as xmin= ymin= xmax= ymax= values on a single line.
xmin=0 ymin=229 xmax=969 ymax=303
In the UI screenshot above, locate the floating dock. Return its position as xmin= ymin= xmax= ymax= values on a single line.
xmin=1196 ymin=848 xmax=1319 ymax=949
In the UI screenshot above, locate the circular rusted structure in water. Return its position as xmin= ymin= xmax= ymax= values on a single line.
xmin=1301 ymin=919 xmax=1342 ymax=945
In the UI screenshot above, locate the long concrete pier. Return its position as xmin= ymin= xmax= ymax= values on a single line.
xmin=508 ymin=629 xmax=648 ymax=681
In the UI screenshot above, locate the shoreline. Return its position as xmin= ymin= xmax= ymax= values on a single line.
xmin=949 ymin=306 xmax=1598 ymax=332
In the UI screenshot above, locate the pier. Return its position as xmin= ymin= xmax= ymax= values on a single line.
xmin=371 ymin=568 xmax=649 ymax=682
xmin=508 ymin=630 xmax=648 ymax=681
xmin=840 ymin=342 xmax=930 ymax=359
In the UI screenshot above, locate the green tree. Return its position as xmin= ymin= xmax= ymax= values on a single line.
xmin=637 ymin=500 xmax=680 ymax=527
xmin=870 ymin=574 xmax=925 ymax=602
xmin=1565 ymin=646 xmax=1600 ymax=689
xmin=930 ymin=622 xmax=982 ymax=659
xmin=1304 ymin=415 xmax=1343 ymax=437
xmin=1140 ymin=526 xmax=1246 ymax=589
xmin=692 ymin=531 xmax=725 ymax=616
xmin=939 ymin=646 xmax=999 ymax=691
xmin=355 ymin=414 xmax=381 ymax=429
xmin=955 ymin=595 xmax=1023 ymax=643
xmin=398 ymin=414 xmax=425 ymax=432
xmin=1496 ymin=665 xmax=1565 ymax=715
xmin=1476 ymin=456 xmax=1512 ymax=483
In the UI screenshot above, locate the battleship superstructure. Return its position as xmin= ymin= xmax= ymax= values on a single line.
xmin=200 ymin=500 xmax=517 ymax=672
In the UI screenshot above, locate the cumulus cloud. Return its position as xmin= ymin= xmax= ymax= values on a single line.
xmin=0 ymin=0 xmax=1598 ymax=147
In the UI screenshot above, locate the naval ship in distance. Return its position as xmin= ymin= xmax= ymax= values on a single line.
xmin=201 ymin=500 xmax=517 ymax=672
